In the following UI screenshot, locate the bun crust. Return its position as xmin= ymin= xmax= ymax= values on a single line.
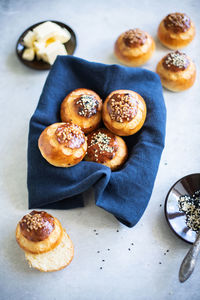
xmin=158 ymin=15 xmax=195 ymax=49
xmin=16 ymin=216 xmax=63 ymax=254
xmin=60 ymin=88 xmax=102 ymax=134
xmin=25 ymin=231 xmax=74 ymax=272
xmin=38 ymin=122 xmax=87 ymax=167
xmin=102 ymin=90 xmax=146 ymax=136
xmin=114 ymin=29 xmax=155 ymax=66
xmin=156 ymin=52 xmax=196 ymax=92
xmin=84 ymin=128 xmax=128 ymax=171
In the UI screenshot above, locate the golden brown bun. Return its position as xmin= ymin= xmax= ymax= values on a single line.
xmin=25 ymin=231 xmax=74 ymax=272
xmin=84 ymin=128 xmax=128 ymax=171
xmin=158 ymin=13 xmax=195 ymax=49
xmin=38 ymin=122 xmax=87 ymax=167
xmin=102 ymin=90 xmax=146 ymax=136
xmin=60 ymin=88 xmax=102 ymax=134
xmin=114 ymin=29 xmax=155 ymax=66
xmin=16 ymin=211 xmax=63 ymax=254
xmin=156 ymin=51 xmax=196 ymax=92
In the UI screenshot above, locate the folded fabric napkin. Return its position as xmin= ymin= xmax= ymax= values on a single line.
xmin=28 ymin=56 xmax=166 ymax=227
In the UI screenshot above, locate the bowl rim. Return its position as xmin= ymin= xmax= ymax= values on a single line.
xmin=164 ymin=172 xmax=200 ymax=244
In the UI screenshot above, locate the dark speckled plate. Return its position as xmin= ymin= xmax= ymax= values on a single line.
xmin=16 ymin=20 xmax=77 ymax=70
xmin=165 ymin=173 xmax=200 ymax=244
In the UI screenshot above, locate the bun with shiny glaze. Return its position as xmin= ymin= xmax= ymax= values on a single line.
xmin=60 ymin=88 xmax=102 ymax=134
xmin=114 ymin=28 xmax=155 ymax=66
xmin=84 ymin=128 xmax=128 ymax=171
xmin=156 ymin=51 xmax=196 ymax=92
xmin=102 ymin=90 xmax=146 ymax=136
xmin=157 ymin=12 xmax=195 ymax=49
xmin=16 ymin=211 xmax=74 ymax=272
xmin=38 ymin=122 xmax=87 ymax=167
xmin=16 ymin=211 xmax=63 ymax=254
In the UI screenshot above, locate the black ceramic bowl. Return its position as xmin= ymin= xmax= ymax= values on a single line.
xmin=165 ymin=173 xmax=200 ymax=244
xmin=16 ymin=20 xmax=77 ymax=70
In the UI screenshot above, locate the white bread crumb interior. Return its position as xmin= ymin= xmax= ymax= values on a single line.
xmin=25 ymin=231 xmax=74 ymax=272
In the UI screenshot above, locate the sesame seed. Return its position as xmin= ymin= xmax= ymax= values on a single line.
xmin=76 ymin=95 xmax=99 ymax=118
xmin=178 ymin=190 xmax=200 ymax=232
xmin=163 ymin=51 xmax=189 ymax=71
xmin=108 ymin=93 xmax=138 ymax=123
xmin=89 ymin=132 xmax=114 ymax=154
xmin=55 ymin=123 xmax=85 ymax=148
xmin=123 ymin=29 xmax=147 ymax=47
xmin=164 ymin=13 xmax=191 ymax=33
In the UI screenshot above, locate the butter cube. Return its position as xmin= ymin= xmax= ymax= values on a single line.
xmin=23 ymin=30 xmax=36 ymax=48
xmin=22 ymin=48 xmax=35 ymax=61
xmin=56 ymin=28 xmax=71 ymax=43
xmin=33 ymin=21 xmax=70 ymax=43
xmin=34 ymin=41 xmax=45 ymax=60
xmin=41 ymin=41 xmax=67 ymax=65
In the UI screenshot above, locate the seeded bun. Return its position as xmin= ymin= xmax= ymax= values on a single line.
xmin=16 ymin=211 xmax=63 ymax=254
xmin=16 ymin=211 xmax=74 ymax=272
xmin=84 ymin=128 xmax=128 ymax=171
xmin=60 ymin=88 xmax=102 ymax=134
xmin=25 ymin=231 xmax=74 ymax=272
xmin=156 ymin=51 xmax=196 ymax=92
xmin=38 ymin=122 xmax=87 ymax=167
xmin=158 ymin=13 xmax=195 ymax=49
xmin=102 ymin=90 xmax=146 ymax=136
xmin=114 ymin=28 xmax=155 ymax=66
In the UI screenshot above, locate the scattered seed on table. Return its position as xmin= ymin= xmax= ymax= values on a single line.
xmin=160 ymin=204 xmax=162 ymax=207
xmin=93 ymin=229 xmax=96 ymax=232
xmin=97 ymin=251 xmax=100 ymax=253
xmin=159 ymin=262 xmax=162 ymax=264
xmin=128 ymin=248 xmax=131 ymax=251
xmin=107 ymin=248 xmax=110 ymax=251
xmin=102 ymin=260 xmax=105 ymax=262
xmin=116 ymin=230 xmax=119 ymax=232
xmin=96 ymin=233 xmax=99 ymax=235
xmin=100 ymin=267 xmax=102 ymax=270
xmin=131 ymin=243 xmax=134 ymax=246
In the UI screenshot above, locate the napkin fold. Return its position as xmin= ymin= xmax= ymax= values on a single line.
xmin=28 ymin=56 xmax=166 ymax=227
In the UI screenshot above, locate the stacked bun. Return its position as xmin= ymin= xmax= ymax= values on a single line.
xmin=16 ymin=211 xmax=74 ymax=272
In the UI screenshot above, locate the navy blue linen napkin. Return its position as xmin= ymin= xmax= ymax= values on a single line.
xmin=28 ymin=56 xmax=166 ymax=227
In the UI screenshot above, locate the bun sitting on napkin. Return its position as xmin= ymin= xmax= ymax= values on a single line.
xmin=60 ymin=88 xmax=102 ymax=134
xmin=102 ymin=90 xmax=146 ymax=136
xmin=38 ymin=122 xmax=87 ymax=167
xmin=85 ymin=128 xmax=128 ymax=171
